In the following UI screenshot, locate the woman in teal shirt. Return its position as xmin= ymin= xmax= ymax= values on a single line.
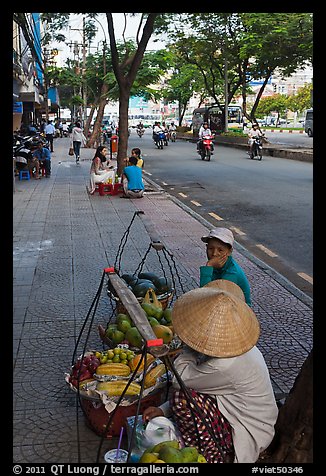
xmin=200 ymin=227 xmax=252 ymax=306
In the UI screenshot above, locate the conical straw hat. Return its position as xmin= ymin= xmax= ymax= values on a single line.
xmin=204 ymin=279 xmax=245 ymax=302
xmin=172 ymin=287 xmax=260 ymax=357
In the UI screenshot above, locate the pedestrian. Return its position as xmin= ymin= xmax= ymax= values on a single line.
xmin=71 ymin=121 xmax=86 ymax=164
xmin=88 ymin=145 xmax=116 ymax=195
xmin=121 ymin=155 xmax=145 ymax=198
xmin=32 ymin=140 xmax=52 ymax=178
xmin=58 ymin=120 xmax=63 ymax=138
xmin=131 ymin=147 xmax=144 ymax=168
xmin=142 ymin=283 xmax=278 ymax=463
xmin=44 ymin=120 xmax=56 ymax=152
xmin=200 ymin=227 xmax=252 ymax=306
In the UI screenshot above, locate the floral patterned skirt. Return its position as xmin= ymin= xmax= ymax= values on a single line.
xmin=171 ymin=389 xmax=235 ymax=463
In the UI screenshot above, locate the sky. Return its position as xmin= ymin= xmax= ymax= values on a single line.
xmin=54 ymin=13 xmax=166 ymax=66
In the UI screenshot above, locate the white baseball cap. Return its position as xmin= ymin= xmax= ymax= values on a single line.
xmin=201 ymin=227 xmax=234 ymax=247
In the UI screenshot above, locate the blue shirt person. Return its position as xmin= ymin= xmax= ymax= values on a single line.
xmin=200 ymin=227 xmax=252 ymax=306
xmin=122 ymin=156 xmax=144 ymax=198
xmin=32 ymin=142 xmax=52 ymax=177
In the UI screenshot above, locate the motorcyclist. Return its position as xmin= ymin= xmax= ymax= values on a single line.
xmin=197 ymin=122 xmax=214 ymax=153
xmin=153 ymin=121 xmax=164 ymax=143
xmin=248 ymin=123 xmax=264 ymax=155
xmin=136 ymin=121 xmax=145 ymax=137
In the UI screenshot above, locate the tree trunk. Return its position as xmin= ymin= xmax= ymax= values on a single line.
xmin=261 ymin=350 xmax=313 ymax=463
xmin=86 ymin=84 xmax=108 ymax=148
xmin=117 ymin=87 xmax=130 ymax=175
xmin=84 ymin=104 xmax=97 ymax=139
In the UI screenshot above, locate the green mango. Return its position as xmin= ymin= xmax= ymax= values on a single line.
xmin=117 ymin=313 xmax=131 ymax=325
xmin=111 ymin=329 xmax=125 ymax=345
xmin=125 ymin=327 xmax=143 ymax=349
xmin=152 ymin=440 xmax=179 ymax=453
xmin=141 ymin=302 xmax=158 ymax=317
xmin=180 ymin=447 xmax=199 ymax=463
xmin=162 ymin=308 xmax=172 ymax=323
xmin=148 ymin=317 xmax=160 ymax=327
xmin=105 ymin=323 xmax=118 ymax=339
xmin=158 ymin=446 xmax=183 ymax=463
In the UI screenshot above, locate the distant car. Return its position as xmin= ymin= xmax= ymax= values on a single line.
xmin=304 ymin=109 xmax=313 ymax=137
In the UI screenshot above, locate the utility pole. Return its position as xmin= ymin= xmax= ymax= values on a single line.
xmin=224 ymin=21 xmax=228 ymax=133
xmin=68 ymin=17 xmax=88 ymax=126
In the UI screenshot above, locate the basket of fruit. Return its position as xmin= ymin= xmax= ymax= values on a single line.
xmin=107 ymin=272 xmax=174 ymax=312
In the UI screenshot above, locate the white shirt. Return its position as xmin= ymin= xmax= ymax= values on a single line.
xmin=159 ymin=346 xmax=278 ymax=463
xmin=153 ymin=125 xmax=163 ymax=134
xmin=71 ymin=127 xmax=86 ymax=144
xmin=199 ymin=126 xmax=212 ymax=139
xmin=248 ymin=128 xmax=263 ymax=139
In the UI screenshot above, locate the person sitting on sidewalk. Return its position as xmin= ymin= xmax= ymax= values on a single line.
xmin=15 ymin=142 xmax=41 ymax=179
xmin=131 ymin=147 xmax=144 ymax=169
xmin=200 ymin=227 xmax=252 ymax=306
xmin=121 ymin=155 xmax=144 ymax=198
xmin=142 ymin=284 xmax=278 ymax=463
xmin=89 ymin=145 xmax=116 ymax=195
xmin=32 ymin=141 xmax=51 ymax=178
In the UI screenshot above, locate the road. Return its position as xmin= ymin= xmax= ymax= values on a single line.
xmin=128 ymin=129 xmax=313 ymax=298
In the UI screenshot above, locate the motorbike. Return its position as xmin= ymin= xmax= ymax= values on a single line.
xmin=250 ymin=135 xmax=263 ymax=160
xmin=153 ymin=131 xmax=165 ymax=149
xmin=198 ymin=135 xmax=214 ymax=161
xmin=170 ymin=130 xmax=177 ymax=142
xmin=136 ymin=127 xmax=145 ymax=138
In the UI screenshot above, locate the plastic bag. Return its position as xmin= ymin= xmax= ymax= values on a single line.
xmin=68 ymin=147 xmax=74 ymax=156
xmin=126 ymin=415 xmax=180 ymax=462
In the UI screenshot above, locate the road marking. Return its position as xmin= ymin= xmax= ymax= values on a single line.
xmin=297 ymin=272 xmax=313 ymax=285
xmin=161 ymin=181 xmax=168 ymax=185
xmin=178 ymin=192 xmax=188 ymax=198
xmin=256 ymin=244 xmax=278 ymax=257
xmin=143 ymin=170 xmax=152 ymax=176
xmin=208 ymin=212 xmax=224 ymax=221
xmin=230 ymin=226 xmax=246 ymax=236
xmin=191 ymin=200 xmax=202 ymax=207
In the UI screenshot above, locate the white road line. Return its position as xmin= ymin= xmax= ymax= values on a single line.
xmin=191 ymin=200 xmax=202 ymax=207
xmin=143 ymin=170 xmax=152 ymax=176
xmin=208 ymin=212 xmax=224 ymax=221
xmin=230 ymin=226 xmax=246 ymax=236
xmin=256 ymin=244 xmax=278 ymax=257
xmin=161 ymin=182 xmax=168 ymax=185
xmin=178 ymin=192 xmax=188 ymax=198
xmin=297 ymin=272 xmax=313 ymax=285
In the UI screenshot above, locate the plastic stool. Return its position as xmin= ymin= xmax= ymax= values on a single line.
xmin=98 ymin=183 xmax=113 ymax=196
xmin=19 ymin=170 xmax=30 ymax=181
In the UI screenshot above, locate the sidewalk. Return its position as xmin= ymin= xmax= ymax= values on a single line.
xmin=13 ymin=137 xmax=313 ymax=464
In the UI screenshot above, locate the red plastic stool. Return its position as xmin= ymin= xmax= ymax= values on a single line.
xmin=98 ymin=183 xmax=113 ymax=196
xmin=110 ymin=183 xmax=124 ymax=195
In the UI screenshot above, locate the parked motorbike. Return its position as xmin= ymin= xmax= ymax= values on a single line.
xmin=153 ymin=131 xmax=165 ymax=149
xmin=198 ymin=135 xmax=214 ymax=161
xmin=250 ymin=135 xmax=263 ymax=160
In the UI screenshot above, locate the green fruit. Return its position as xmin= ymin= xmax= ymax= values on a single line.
xmin=125 ymin=327 xmax=143 ymax=349
xmin=105 ymin=324 xmax=118 ymax=339
xmin=117 ymin=313 xmax=132 ymax=325
xmin=133 ymin=282 xmax=157 ymax=298
xmin=180 ymin=447 xmax=199 ymax=463
xmin=121 ymin=274 xmax=137 ymax=284
xmin=153 ymin=277 xmax=173 ymax=294
xmin=152 ymin=440 xmax=179 ymax=453
xmin=138 ymin=272 xmax=160 ymax=282
xmin=158 ymin=446 xmax=183 ymax=463
xmin=117 ymin=319 xmax=132 ymax=333
xmin=162 ymin=308 xmax=172 ymax=323
xmin=197 ymin=454 xmax=207 ymax=463
xmin=111 ymin=329 xmax=125 ymax=345
xmin=148 ymin=317 xmax=160 ymax=327
xmin=139 ymin=452 xmax=159 ymax=463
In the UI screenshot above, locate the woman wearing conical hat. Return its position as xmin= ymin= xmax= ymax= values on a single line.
xmin=142 ymin=284 xmax=278 ymax=463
